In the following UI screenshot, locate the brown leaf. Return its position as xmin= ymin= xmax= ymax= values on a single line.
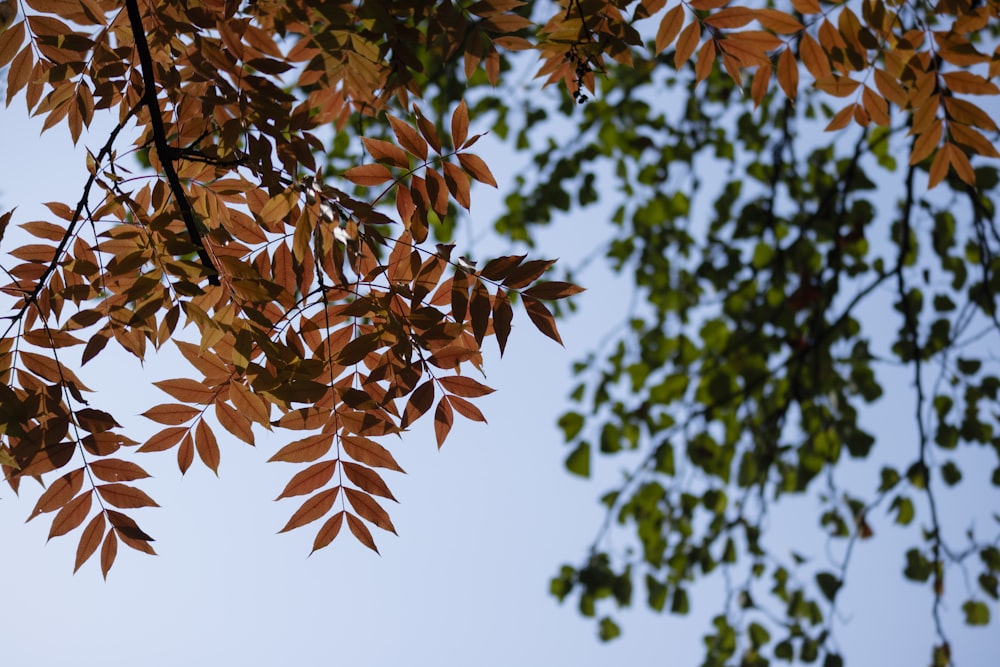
xmin=451 ymin=99 xmax=469 ymax=148
xmin=346 ymin=512 xmax=379 ymax=553
xmin=153 ymin=378 xmax=218 ymax=405
xmin=47 ymin=490 xmax=92 ymax=540
xmin=401 ymin=380 xmax=435 ymax=429
xmin=438 ymin=376 xmax=495 ymax=398
xmin=268 ymin=432 xmax=335 ymax=463
xmin=106 ymin=509 xmax=155 ymax=542
xmin=470 ymin=279 xmax=491 ymax=345
xmin=434 ymin=397 xmax=454 ymax=448
xmin=279 ymin=487 xmax=340 ymax=533
xmin=502 ymin=258 xmax=555 ymax=289
xmin=342 ymin=461 xmax=396 ymax=500
xmin=74 ymin=512 xmax=105 ymax=573
xmin=216 ymin=400 xmax=255 ymax=446
xmin=195 ymin=419 xmax=221 ymax=474
xmin=342 ymin=435 xmax=405 ymax=472
xmin=361 ymin=137 xmax=410 ymax=168
xmin=28 ymin=467 xmax=84 ymax=521
xmin=523 ymin=295 xmax=563 ymax=345
xmin=345 ymin=488 xmax=397 ymax=534
xmin=387 ymin=114 xmax=428 ymax=161
xmin=177 ymin=432 xmax=194 ymax=474
xmin=96 ymin=483 xmax=159 ymax=509
xmin=100 ymin=529 xmax=117 ymax=579
xmin=655 ymin=5 xmax=684 ymax=54
xmin=274 ymin=460 xmax=337 ymax=500
xmin=344 ymin=163 xmax=394 ymax=187
xmin=138 ymin=426 xmax=188 ymax=453
xmin=777 ymin=48 xmax=798 ymax=99
xmin=674 ymin=22 xmax=701 ymax=70
xmin=311 ymin=511 xmax=345 ymax=553
xmin=704 ymin=7 xmax=757 ymax=29
xmin=493 ymin=288 xmax=513 ymax=356
xmin=448 ymin=395 xmax=487 ymax=423
xmin=457 ymin=152 xmax=497 ymax=187
xmin=522 ymin=280 xmax=585 ymax=300
xmin=142 ymin=403 xmax=200 ymax=426
xmin=479 ymin=254 xmax=526 ymax=281
xmin=89 ymin=459 xmax=151 ymax=483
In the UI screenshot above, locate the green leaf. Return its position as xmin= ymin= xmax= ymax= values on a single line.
xmin=565 ymin=442 xmax=591 ymax=477
xmin=747 ymin=621 xmax=770 ymax=647
xmin=940 ymin=460 xmax=962 ymax=486
xmin=815 ymin=572 xmax=841 ymax=601
xmin=962 ymin=599 xmax=990 ymax=625
xmin=598 ymin=616 xmax=621 ymax=641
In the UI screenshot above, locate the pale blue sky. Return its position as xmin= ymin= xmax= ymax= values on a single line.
xmin=1 ymin=79 xmax=998 ymax=667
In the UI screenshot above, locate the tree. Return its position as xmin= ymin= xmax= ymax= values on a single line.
xmin=0 ymin=1 xmax=998 ymax=665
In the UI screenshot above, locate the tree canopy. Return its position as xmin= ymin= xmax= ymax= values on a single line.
xmin=1 ymin=0 xmax=999 ymax=665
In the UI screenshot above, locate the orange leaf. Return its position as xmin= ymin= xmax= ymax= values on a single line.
xmin=342 ymin=435 xmax=405 ymax=472
xmin=927 ymin=142 xmax=951 ymax=188
xmin=824 ymin=103 xmax=857 ymax=131
xmin=274 ymin=460 xmax=337 ymax=500
xmin=705 ymin=7 xmax=757 ymax=29
xmin=756 ymin=9 xmax=803 ymax=34
xmin=675 ymin=22 xmax=701 ymax=70
xmin=346 ymin=512 xmax=379 ymax=553
xmin=910 ymin=120 xmax=942 ymax=165
xmin=655 ymin=5 xmax=684 ymax=55
xmin=816 ymin=76 xmax=860 ymax=97
xmin=777 ymin=48 xmax=798 ymax=98
xmin=434 ymin=398 xmax=454 ymax=448
xmin=800 ymin=33 xmax=830 ymax=80
xmin=96 ymin=483 xmax=159 ymax=509
xmin=949 ymin=123 xmax=1000 ymax=158
xmin=268 ymin=433 xmax=336 ymax=463
xmin=751 ymin=63 xmax=771 ymax=108
xmin=345 ymin=488 xmax=396 ymax=534
xmin=74 ymin=512 xmax=105 ymax=573
xmin=47 ymin=490 xmax=92 ymax=540
xmin=278 ymin=487 xmax=340 ymax=533
xmin=695 ymin=38 xmax=717 ymax=84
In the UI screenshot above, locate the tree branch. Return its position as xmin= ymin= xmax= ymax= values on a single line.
xmin=124 ymin=0 xmax=220 ymax=286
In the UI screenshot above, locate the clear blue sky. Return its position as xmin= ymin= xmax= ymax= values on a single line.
xmin=1 ymin=84 xmax=998 ymax=666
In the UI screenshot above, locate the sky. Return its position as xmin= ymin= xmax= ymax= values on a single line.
xmin=2 ymin=63 xmax=999 ymax=667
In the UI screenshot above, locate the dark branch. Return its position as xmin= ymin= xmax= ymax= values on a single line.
xmin=124 ymin=0 xmax=220 ymax=286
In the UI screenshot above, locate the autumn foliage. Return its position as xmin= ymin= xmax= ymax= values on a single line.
xmin=0 ymin=4 xmax=998 ymax=655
